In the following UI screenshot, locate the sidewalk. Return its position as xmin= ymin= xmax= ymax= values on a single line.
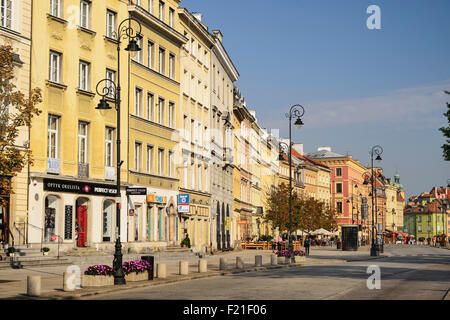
xmin=0 ymin=246 xmax=387 ymax=300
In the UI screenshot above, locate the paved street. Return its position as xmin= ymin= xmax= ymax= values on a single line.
xmin=82 ymin=244 xmax=450 ymax=300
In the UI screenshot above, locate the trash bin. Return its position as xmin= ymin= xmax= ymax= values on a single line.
xmin=141 ymin=256 xmax=154 ymax=280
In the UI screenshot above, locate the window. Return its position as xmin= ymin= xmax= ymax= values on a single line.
xmin=79 ymin=61 xmax=90 ymax=91
xmin=183 ymin=159 xmax=188 ymax=188
xmin=418 ymin=216 xmax=421 ymax=222
xmin=134 ymin=142 xmax=142 ymax=171
xmin=191 ymin=163 xmax=195 ymax=189
xmin=191 ymin=38 xmax=196 ymax=57
xmin=336 ymin=168 xmax=342 ymax=177
xmin=0 ymin=0 xmax=12 ymax=29
xmin=105 ymin=69 xmax=116 ymax=98
xmin=147 ymin=145 xmax=154 ymax=173
xmin=336 ymin=183 xmax=342 ymax=193
xmin=50 ymin=0 xmax=61 ymax=18
xmin=168 ymin=102 xmax=174 ymax=128
xmin=105 ymin=127 xmax=114 ymax=167
xmin=418 ymin=225 xmax=422 ymax=232
xmin=183 ymin=115 xmax=188 ymax=139
xmin=106 ymin=10 xmax=116 ymax=38
xmin=134 ymin=37 xmax=143 ymax=63
xmin=159 ymin=47 xmax=166 ymax=74
xmin=159 ymin=1 xmax=164 ymax=21
xmin=80 ymin=0 xmax=90 ymax=29
xmin=198 ymin=165 xmax=202 ymax=191
xmin=147 ymin=40 xmax=154 ymax=69
xmin=49 ymin=51 xmax=61 ymax=83
xmin=158 ymin=148 xmax=164 ymax=175
xmin=158 ymin=97 xmax=165 ymax=125
xmin=428 ymin=225 xmax=431 ymax=231
xmin=78 ymin=122 xmax=88 ymax=164
xmin=336 ymin=201 xmax=342 ymax=214
xmin=169 ymin=53 xmax=175 ymax=79
xmin=147 ymin=92 xmax=154 ymax=121
xmin=148 ymin=0 xmax=154 ymax=14
xmin=135 ymin=88 xmax=143 ymax=117
xmin=168 ymin=151 xmax=174 ymax=177
xmin=169 ymin=7 xmax=174 ymax=27
xmin=48 ymin=115 xmax=59 ymax=159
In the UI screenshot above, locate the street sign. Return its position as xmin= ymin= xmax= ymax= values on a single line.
xmin=178 ymin=194 xmax=190 ymax=213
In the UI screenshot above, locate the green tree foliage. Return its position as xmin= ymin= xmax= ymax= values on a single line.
xmin=0 ymin=45 xmax=42 ymax=206
xmin=439 ymin=91 xmax=450 ymax=161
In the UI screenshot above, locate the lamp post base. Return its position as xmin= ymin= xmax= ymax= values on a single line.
xmin=379 ymin=243 xmax=384 ymax=253
xmin=370 ymin=244 xmax=379 ymax=256
xmin=113 ymin=237 xmax=126 ymax=285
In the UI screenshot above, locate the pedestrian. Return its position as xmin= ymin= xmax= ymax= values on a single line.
xmin=304 ymin=237 xmax=310 ymax=256
xmin=271 ymin=237 xmax=276 ymax=251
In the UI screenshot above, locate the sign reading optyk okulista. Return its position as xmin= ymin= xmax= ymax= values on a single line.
xmin=43 ymin=178 xmax=117 ymax=196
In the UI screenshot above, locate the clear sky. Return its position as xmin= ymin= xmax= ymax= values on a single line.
xmin=182 ymin=0 xmax=450 ymax=199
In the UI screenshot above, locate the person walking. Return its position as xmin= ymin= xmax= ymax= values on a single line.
xmin=304 ymin=237 xmax=311 ymax=256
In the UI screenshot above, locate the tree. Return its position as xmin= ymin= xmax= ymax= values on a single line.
xmin=0 ymin=45 xmax=42 ymax=206
xmin=294 ymin=197 xmax=338 ymax=236
xmin=439 ymin=91 xmax=450 ymax=161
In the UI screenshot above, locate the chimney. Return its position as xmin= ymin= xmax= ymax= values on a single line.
xmin=318 ymin=146 xmax=331 ymax=152
xmin=292 ymin=143 xmax=304 ymax=156
xmin=192 ymin=12 xmax=203 ymax=22
xmin=213 ymin=30 xmax=223 ymax=43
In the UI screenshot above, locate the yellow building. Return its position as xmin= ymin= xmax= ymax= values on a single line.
xmin=126 ymin=0 xmax=187 ymax=251
xmin=0 ymin=0 xmax=33 ymax=245
xmin=177 ymin=7 xmax=215 ymax=252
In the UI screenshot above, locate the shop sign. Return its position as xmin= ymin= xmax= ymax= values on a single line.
xmin=238 ymin=220 xmax=247 ymax=225
xmin=43 ymin=178 xmax=117 ymax=196
xmin=126 ymin=187 xmax=147 ymax=195
xmin=178 ymin=194 xmax=190 ymax=213
xmin=147 ymin=194 xmax=167 ymax=203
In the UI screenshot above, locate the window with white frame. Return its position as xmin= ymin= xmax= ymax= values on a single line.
xmin=168 ymin=102 xmax=174 ymax=128
xmin=0 ymin=0 xmax=13 ymax=29
xmin=48 ymin=115 xmax=59 ymax=159
xmin=79 ymin=60 xmax=90 ymax=91
xmin=168 ymin=151 xmax=174 ymax=177
xmin=135 ymin=87 xmax=143 ymax=117
xmin=159 ymin=47 xmax=166 ymax=75
xmin=183 ymin=159 xmax=188 ymax=188
xmin=159 ymin=1 xmax=164 ymax=21
xmin=198 ymin=164 xmax=202 ymax=191
xmin=147 ymin=40 xmax=154 ymax=69
xmin=147 ymin=92 xmax=154 ymax=121
xmin=134 ymin=142 xmax=142 ymax=171
xmin=80 ymin=0 xmax=90 ymax=29
xmin=158 ymin=97 xmax=165 ymax=125
xmin=169 ymin=53 xmax=175 ymax=79
xmin=105 ymin=127 xmax=114 ymax=167
xmin=148 ymin=0 xmax=154 ymax=14
xmin=78 ymin=122 xmax=88 ymax=164
xmin=106 ymin=69 xmax=116 ymax=98
xmin=134 ymin=37 xmax=143 ymax=63
xmin=158 ymin=148 xmax=164 ymax=175
xmin=50 ymin=0 xmax=62 ymax=18
xmin=147 ymin=145 xmax=154 ymax=173
xmin=106 ymin=10 xmax=116 ymax=38
xmin=191 ymin=162 xmax=195 ymax=189
xmin=169 ymin=7 xmax=174 ymax=27
xmin=49 ymin=51 xmax=62 ymax=83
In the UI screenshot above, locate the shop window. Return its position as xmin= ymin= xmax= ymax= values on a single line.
xmin=103 ymin=200 xmax=114 ymax=242
xmin=45 ymin=195 xmax=58 ymax=242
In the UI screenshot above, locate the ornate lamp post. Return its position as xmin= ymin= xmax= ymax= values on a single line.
xmin=279 ymin=105 xmax=305 ymax=262
xmin=95 ymin=17 xmax=142 ymax=285
xmin=363 ymin=145 xmax=383 ymax=256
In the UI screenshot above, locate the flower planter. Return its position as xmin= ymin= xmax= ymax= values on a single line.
xmin=294 ymin=256 xmax=306 ymax=263
xmin=277 ymin=256 xmax=290 ymax=265
xmin=125 ymin=270 xmax=150 ymax=282
xmin=81 ymin=275 xmax=114 ymax=287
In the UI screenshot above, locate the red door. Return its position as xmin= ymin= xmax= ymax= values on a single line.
xmin=77 ymin=205 xmax=87 ymax=247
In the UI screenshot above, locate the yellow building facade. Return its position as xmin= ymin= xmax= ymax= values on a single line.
xmin=0 ymin=0 xmax=33 ymax=245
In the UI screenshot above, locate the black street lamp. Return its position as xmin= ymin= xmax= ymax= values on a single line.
xmin=95 ymin=17 xmax=142 ymax=285
xmin=280 ymin=105 xmax=305 ymax=262
xmin=364 ymin=145 xmax=383 ymax=256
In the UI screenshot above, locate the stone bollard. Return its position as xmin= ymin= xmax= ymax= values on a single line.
xmin=63 ymin=272 xmax=76 ymax=292
xmin=157 ymin=263 xmax=167 ymax=278
xmin=236 ymin=257 xmax=244 ymax=269
xmin=27 ymin=276 xmax=41 ymax=297
xmin=255 ymin=255 xmax=263 ymax=267
xmin=271 ymin=254 xmax=278 ymax=265
xmin=219 ymin=258 xmax=227 ymax=270
xmin=179 ymin=261 xmax=189 ymax=275
xmin=198 ymin=259 xmax=208 ymax=273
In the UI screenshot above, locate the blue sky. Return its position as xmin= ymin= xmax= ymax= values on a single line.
xmin=182 ymin=0 xmax=450 ymax=198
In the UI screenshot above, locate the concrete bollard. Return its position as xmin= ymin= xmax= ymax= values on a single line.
xmin=271 ymin=254 xmax=278 ymax=265
xmin=219 ymin=257 xmax=227 ymax=270
xmin=255 ymin=255 xmax=263 ymax=267
xmin=27 ymin=276 xmax=41 ymax=297
xmin=236 ymin=257 xmax=244 ymax=269
xmin=157 ymin=263 xmax=167 ymax=278
xmin=63 ymin=272 xmax=76 ymax=292
xmin=198 ymin=259 xmax=207 ymax=273
xmin=179 ymin=261 xmax=189 ymax=275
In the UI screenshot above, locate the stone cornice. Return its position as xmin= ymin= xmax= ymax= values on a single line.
xmin=177 ymin=7 xmax=215 ymax=48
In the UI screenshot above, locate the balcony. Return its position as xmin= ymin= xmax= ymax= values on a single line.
xmin=47 ymin=158 xmax=60 ymax=174
xmin=78 ymin=163 xmax=89 ymax=179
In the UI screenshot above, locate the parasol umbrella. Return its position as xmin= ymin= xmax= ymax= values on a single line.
xmin=311 ymin=228 xmax=332 ymax=236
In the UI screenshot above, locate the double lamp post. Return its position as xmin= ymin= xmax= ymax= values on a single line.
xmin=95 ymin=17 xmax=142 ymax=285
